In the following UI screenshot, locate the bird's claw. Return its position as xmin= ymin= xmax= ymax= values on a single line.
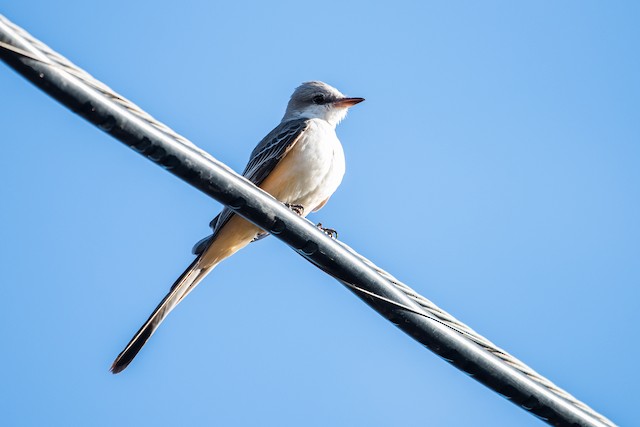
xmin=285 ymin=203 xmax=305 ymax=216
xmin=316 ymin=223 xmax=338 ymax=239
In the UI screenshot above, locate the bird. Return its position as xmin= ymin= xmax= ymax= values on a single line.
xmin=110 ymin=81 xmax=364 ymax=373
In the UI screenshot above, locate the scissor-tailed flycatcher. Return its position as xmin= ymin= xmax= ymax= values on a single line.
xmin=111 ymin=81 xmax=364 ymax=373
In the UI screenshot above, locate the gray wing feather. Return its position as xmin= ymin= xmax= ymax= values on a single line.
xmin=192 ymin=118 xmax=310 ymax=254
xmin=242 ymin=118 xmax=310 ymax=184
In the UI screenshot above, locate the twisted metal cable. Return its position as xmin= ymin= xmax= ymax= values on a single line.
xmin=0 ymin=15 xmax=614 ymax=427
xmin=337 ymin=240 xmax=611 ymax=425
xmin=0 ymin=19 xmax=209 ymax=157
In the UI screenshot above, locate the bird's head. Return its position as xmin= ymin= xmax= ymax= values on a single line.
xmin=283 ymin=81 xmax=364 ymax=126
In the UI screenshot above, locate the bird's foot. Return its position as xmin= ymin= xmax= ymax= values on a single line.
xmin=316 ymin=223 xmax=338 ymax=239
xmin=285 ymin=203 xmax=305 ymax=216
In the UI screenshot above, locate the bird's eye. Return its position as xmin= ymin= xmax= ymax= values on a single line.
xmin=312 ymin=94 xmax=325 ymax=105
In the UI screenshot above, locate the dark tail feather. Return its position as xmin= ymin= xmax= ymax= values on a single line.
xmin=110 ymin=257 xmax=211 ymax=373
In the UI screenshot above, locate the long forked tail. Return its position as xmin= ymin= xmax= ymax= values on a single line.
xmin=110 ymin=255 xmax=214 ymax=373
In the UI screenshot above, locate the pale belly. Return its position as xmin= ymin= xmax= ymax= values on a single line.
xmin=259 ymin=119 xmax=346 ymax=215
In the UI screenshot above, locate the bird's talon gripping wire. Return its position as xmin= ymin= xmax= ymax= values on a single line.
xmin=285 ymin=203 xmax=305 ymax=216
xmin=316 ymin=223 xmax=338 ymax=239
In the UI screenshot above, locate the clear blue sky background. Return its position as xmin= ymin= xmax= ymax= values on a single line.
xmin=1 ymin=2 xmax=638 ymax=426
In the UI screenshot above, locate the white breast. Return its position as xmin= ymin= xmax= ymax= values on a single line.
xmin=260 ymin=119 xmax=346 ymax=214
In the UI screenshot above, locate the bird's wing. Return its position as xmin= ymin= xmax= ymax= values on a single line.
xmin=242 ymin=118 xmax=310 ymax=185
xmin=193 ymin=118 xmax=310 ymax=254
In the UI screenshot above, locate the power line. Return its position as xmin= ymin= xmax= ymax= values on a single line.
xmin=0 ymin=14 xmax=615 ymax=427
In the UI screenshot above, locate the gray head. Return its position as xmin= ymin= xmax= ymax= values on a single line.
xmin=283 ymin=81 xmax=364 ymax=126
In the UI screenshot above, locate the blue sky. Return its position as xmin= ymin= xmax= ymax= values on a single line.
xmin=1 ymin=1 xmax=638 ymax=426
